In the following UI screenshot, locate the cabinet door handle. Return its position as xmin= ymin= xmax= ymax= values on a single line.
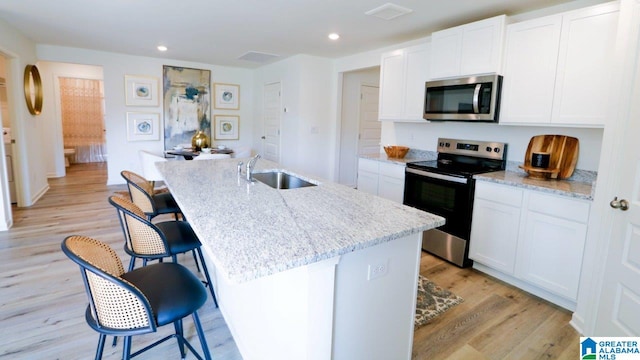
xmin=610 ymin=197 xmax=629 ymax=211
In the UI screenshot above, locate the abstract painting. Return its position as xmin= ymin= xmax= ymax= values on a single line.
xmin=162 ymin=66 xmax=211 ymax=149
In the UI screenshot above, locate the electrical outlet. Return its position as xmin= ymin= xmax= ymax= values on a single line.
xmin=368 ymin=261 xmax=388 ymax=280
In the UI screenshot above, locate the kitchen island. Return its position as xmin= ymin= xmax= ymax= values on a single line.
xmin=156 ymin=158 xmax=444 ymax=360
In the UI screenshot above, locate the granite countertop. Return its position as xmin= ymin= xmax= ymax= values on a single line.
xmin=360 ymin=149 xmax=436 ymax=165
xmin=156 ymin=158 xmax=444 ymax=283
xmin=474 ymin=170 xmax=595 ymax=201
xmin=360 ymin=151 xmax=595 ymax=201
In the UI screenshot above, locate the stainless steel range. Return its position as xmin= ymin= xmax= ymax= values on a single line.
xmin=403 ymin=138 xmax=507 ymax=267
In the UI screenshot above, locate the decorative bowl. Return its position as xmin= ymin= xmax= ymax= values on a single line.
xmin=384 ymin=146 xmax=409 ymax=159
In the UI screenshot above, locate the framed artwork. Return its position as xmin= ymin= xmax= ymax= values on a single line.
xmin=127 ymin=112 xmax=160 ymax=141
xmin=214 ymin=115 xmax=239 ymax=140
xmin=162 ymin=66 xmax=211 ymax=150
xmin=214 ymin=83 xmax=240 ymax=110
xmin=125 ymin=75 xmax=159 ymax=106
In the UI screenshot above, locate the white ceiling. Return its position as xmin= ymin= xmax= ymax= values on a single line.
xmin=0 ymin=0 xmax=578 ymax=68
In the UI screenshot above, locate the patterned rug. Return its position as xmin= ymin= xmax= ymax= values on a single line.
xmin=415 ymin=275 xmax=464 ymax=328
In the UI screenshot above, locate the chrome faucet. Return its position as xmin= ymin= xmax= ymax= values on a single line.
xmin=246 ymin=154 xmax=261 ymax=181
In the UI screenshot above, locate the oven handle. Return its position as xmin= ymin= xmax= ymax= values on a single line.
xmin=406 ymin=167 xmax=469 ymax=184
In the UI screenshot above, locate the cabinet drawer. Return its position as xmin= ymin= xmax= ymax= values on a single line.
xmin=378 ymin=162 xmax=405 ymax=179
xmin=475 ymin=181 xmax=523 ymax=207
xmin=527 ymin=192 xmax=590 ymax=223
xmin=358 ymin=158 xmax=379 ymax=173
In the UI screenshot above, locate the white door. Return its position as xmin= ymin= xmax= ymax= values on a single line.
xmin=357 ymin=84 xmax=380 ymax=155
xmin=262 ymin=82 xmax=281 ymax=162
xmin=594 ymin=0 xmax=640 ymax=335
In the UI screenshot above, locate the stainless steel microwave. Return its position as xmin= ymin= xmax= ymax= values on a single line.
xmin=424 ymin=74 xmax=503 ymax=122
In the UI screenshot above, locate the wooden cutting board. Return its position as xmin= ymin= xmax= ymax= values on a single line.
xmin=519 ymin=135 xmax=579 ymax=179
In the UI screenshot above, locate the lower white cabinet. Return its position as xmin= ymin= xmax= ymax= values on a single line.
xmin=470 ymin=181 xmax=590 ymax=310
xmin=357 ymin=158 xmax=405 ymax=203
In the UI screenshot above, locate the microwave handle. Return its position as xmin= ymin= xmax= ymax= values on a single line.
xmin=472 ymin=84 xmax=481 ymax=114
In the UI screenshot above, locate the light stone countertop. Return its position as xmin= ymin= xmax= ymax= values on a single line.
xmin=474 ymin=170 xmax=595 ymax=201
xmin=156 ymin=158 xmax=444 ymax=284
xmin=360 ymin=153 xmax=595 ymax=201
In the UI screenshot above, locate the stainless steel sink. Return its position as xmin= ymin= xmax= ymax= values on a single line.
xmin=252 ymin=171 xmax=317 ymax=189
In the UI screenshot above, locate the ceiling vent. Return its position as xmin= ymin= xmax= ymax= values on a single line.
xmin=238 ymin=51 xmax=280 ymax=63
xmin=365 ymin=3 xmax=413 ymax=20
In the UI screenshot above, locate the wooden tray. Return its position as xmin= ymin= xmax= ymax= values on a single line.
xmin=519 ymin=135 xmax=579 ymax=179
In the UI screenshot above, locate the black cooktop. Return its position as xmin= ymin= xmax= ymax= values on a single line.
xmin=407 ymin=154 xmax=506 ymax=178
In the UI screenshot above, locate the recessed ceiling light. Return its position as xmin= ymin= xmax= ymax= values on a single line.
xmin=328 ymin=33 xmax=340 ymax=40
xmin=157 ymin=45 xmax=168 ymax=52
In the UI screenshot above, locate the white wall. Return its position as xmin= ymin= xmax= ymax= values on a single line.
xmin=253 ymin=54 xmax=334 ymax=179
xmin=0 ymin=18 xmax=47 ymax=225
xmin=36 ymin=45 xmax=254 ymax=185
xmin=389 ymin=122 xmax=603 ymax=171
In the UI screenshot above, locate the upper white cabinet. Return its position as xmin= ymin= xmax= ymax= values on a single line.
xmin=430 ymin=15 xmax=506 ymax=79
xmin=378 ymin=42 xmax=430 ymax=122
xmin=500 ymin=2 xmax=619 ymax=126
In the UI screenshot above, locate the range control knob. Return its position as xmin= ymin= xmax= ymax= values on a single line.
xmin=439 ymin=142 xmax=444 ymax=147
xmin=494 ymin=147 xmax=501 ymax=153
xmin=485 ymin=146 xmax=492 ymax=152
xmin=445 ymin=142 xmax=450 ymax=148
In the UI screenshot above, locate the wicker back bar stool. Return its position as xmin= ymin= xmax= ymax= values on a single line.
xmin=108 ymin=195 xmax=218 ymax=307
xmin=121 ymin=170 xmax=182 ymax=221
xmin=61 ymin=235 xmax=212 ymax=360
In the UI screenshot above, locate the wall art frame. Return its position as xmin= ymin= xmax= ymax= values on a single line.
xmin=162 ymin=65 xmax=212 ymax=150
xmin=126 ymin=112 xmax=160 ymax=141
xmin=213 ymin=83 xmax=240 ymax=110
xmin=125 ymin=75 xmax=159 ymax=106
xmin=214 ymin=115 xmax=239 ymax=140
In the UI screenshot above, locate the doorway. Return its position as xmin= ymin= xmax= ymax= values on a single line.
xmin=0 ymin=54 xmax=16 ymax=204
xmin=337 ymin=67 xmax=381 ymax=188
xmin=58 ymin=77 xmax=106 ymax=165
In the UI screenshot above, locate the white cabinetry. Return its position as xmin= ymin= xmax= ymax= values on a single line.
xmin=469 ymin=183 xmax=523 ymax=274
xmin=357 ymin=158 xmax=405 ymax=203
xmin=516 ymin=192 xmax=589 ymax=300
xmin=430 ymin=15 xmax=506 ymax=79
xmin=500 ymin=2 xmax=619 ymax=126
xmin=378 ymin=43 xmax=430 ymax=122
xmin=356 ymin=158 xmax=380 ymax=196
xmin=470 ymin=181 xmax=590 ymax=310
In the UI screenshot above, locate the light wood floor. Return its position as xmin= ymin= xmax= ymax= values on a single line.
xmin=0 ymin=162 xmax=579 ymax=359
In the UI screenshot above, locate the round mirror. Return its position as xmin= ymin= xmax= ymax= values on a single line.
xmin=23 ymin=64 xmax=43 ymax=115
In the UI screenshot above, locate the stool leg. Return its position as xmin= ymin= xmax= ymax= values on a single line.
xmin=174 ymin=319 xmax=186 ymax=359
xmin=95 ymin=334 xmax=106 ymax=360
xmin=128 ymin=257 xmax=136 ymax=272
xmin=196 ymin=248 xmax=218 ymax=307
xmin=192 ymin=250 xmax=201 ymax=273
xmin=192 ymin=311 xmax=212 ymax=360
xmin=122 ymin=336 xmax=132 ymax=360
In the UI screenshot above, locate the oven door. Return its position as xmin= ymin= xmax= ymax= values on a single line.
xmin=403 ymin=167 xmax=474 ymax=241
